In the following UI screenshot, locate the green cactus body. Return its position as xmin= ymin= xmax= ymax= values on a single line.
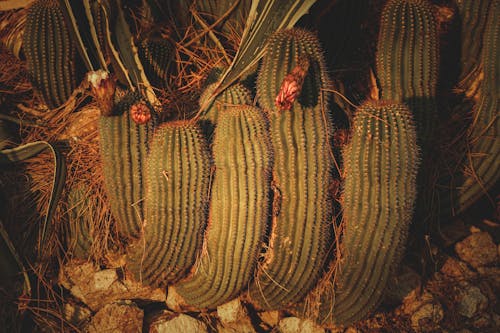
xmin=138 ymin=38 xmax=173 ymax=88
xmin=457 ymin=0 xmax=493 ymax=92
xmin=65 ymin=185 xmax=93 ymax=259
xmin=127 ymin=121 xmax=211 ymax=287
xmin=23 ymin=0 xmax=77 ymax=108
xmin=376 ymin=0 xmax=439 ymax=146
xmin=309 ymin=101 xmax=420 ymax=326
xmin=199 ymin=82 xmax=253 ymax=139
xmin=175 ymin=105 xmax=272 ymax=309
xmin=248 ymin=28 xmax=333 ymax=310
xmin=454 ymin=1 xmax=499 ymax=212
xmin=99 ymin=92 xmax=156 ymax=239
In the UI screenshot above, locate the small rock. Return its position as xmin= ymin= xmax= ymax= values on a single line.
xmin=402 ymin=290 xmax=443 ymax=332
xmin=456 ymin=285 xmax=488 ymax=318
xmin=278 ymin=317 xmax=325 ymax=333
xmin=63 ymin=303 xmax=91 ymax=326
xmin=472 ymin=313 xmax=492 ymax=329
xmin=259 ymin=311 xmax=279 ymax=327
xmin=93 ymin=269 xmax=118 ymax=291
xmin=217 ymin=298 xmax=246 ymax=324
xmin=455 ymin=232 xmax=498 ymax=269
xmin=151 ymin=314 xmax=208 ymax=333
xmin=87 ymin=301 xmax=143 ymax=333
xmin=440 ymin=257 xmax=476 ymax=281
xmin=477 ymin=266 xmax=500 ymax=291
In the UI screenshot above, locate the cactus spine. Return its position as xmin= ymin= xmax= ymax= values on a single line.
xmin=454 ymin=1 xmax=499 ymax=212
xmin=138 ymin=38 xmax=173 ymax=88
xmin=175 ymin=105 xmax=273 ymax=308
xmin=248 ymin=29 xmax=334 ymax=309
xmin=127 ymin=122 xmax=211 ymax=287
xmin=308 ymin=101 xmax=420 ymax=326
xmin=99 ymin=92 xmax=155 ymax=238
xmin=23 ymin=0 xmax=77 ymax=108
xmin=376 ymin=0 xmax=439 ymax=145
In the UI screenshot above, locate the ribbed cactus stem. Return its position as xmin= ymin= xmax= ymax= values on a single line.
xmin=99 ymin=92 xmax=156 ymax=239
xmin=127 ymin=121 xmax=211 ymax=287
xmin=307 ymin=101 xmax=420 ymax=326
xmin=257 ymin=28 xmax=330 ymax=112
xmin=457 ymin=0 xmax=493 ymax=92
xmin=376 ymin=0 xmax=439 ymax=146
xmin=248 ymin=28 xmax=333 ymax=310
xmin=138 ymin=38 xmax=173 ymax=88
xmin=454 ymin=1 xmax=499 ymax=212
xmin=23 ymin=0 xmax=76 ymax=108
xmin=175 ymin=105 xmax=273 ymax=309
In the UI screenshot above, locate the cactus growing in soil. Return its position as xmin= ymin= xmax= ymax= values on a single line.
xmin=127 ymin=121 xmax=211 ymax=287
xmin=99 ymin=92 xmax=156 ymax=239
xmin=376 ymin=0 xmax=439 ymax=145
xmin=453 ymin=1 xmax=499 ymax=213
xmin=65 ymin=185 xmax=93 ymax=259
xmin=23 ymin=0 xmax=77 ymax=108
xmin=175 ymin=105 xmax=273 ymax=309
xmin=248 ymin=28 xmax=334 ymax=310
xmin=297 ymin=101 xmax=420 ymax=326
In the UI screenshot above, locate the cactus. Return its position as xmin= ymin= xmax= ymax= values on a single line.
xmin=127 ymin=121 xmax=211 ymax=287
xmin=456 ymin=0 xmax=493 ymax=93
xmin=138 ymin=37 xmax=173 ymax=88
xmin=23 ymin=0 xmax=77 ymax=108
xmin=199 ymin=82 xmax=253 ymax=139
xmin=99 ymin=92 xmax=156 ymax=239
xmin=247 ymin=28 xmax=334 ymax=310
xmin=175 ymin=105 xmax=273 ymax=309
xmin=453 ymin=1 xmax=499 ymax=213
xmin=65 ymin=185 xmax=93 ymax=259
xmin=376 ymin=0 xmax=439 ymax=146
xmin=302 ymin=101 xmax=420 ymax=326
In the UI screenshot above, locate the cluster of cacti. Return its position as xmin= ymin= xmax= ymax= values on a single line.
xmin=248 ymin=28 xmax=334 ymax=310
xmin=127 ymin=122 xmax=211 ymax=287
xmin=23 ymin=0 xmax=77 ymax=108
xmin=175 ymin=105 xmax=273 ymax=308
xmin=452 ymin=0 xmax=499 ymax=213
xmin=65 ymin=185 xmax=93 ymax=259
xmin=99 ymin=92 xmax=156 ymax=239
xmin=301 ymin=101 xmax=420 ymax=327
xmin=375 ymin=0 xmax=439 ymax=146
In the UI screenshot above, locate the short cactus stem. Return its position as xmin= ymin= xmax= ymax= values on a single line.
xmin=127 ymin=121 xmax=211 ymax=287
xmin=99 ymin=92 xmax=156 ymax=239
xmin=23 ymin=0 xmax=77 ymax=108
xmin=65 ymin=185 xmax=93 ymax=259
xmin=174 ymin=105 xmax=273 ymax=309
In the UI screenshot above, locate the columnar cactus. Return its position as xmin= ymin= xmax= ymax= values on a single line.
xmin=248 ymin=29 xmax=334 ymax=310
xmin=454 ymin=1 xmax=499 ymax=212
xmin=376 ymin=0 xmax=439 ymax=145
xmin=65 ymin=185 xmax=93 ymax=259
xmin=175 ymin=105 xmax=273 ymax=308
xmin=99 ymin=92 xmax=156 ymax=239
xmin=456 ymin=0 xmax=493 ymax=93
xmin=23 ymin=0 xmax=77 ymax=108
xmin=127 ymin=122 xmax=211 ymax=287
xmin=138 ymin=38 xmax=173 ymax=88
xmin=304 ymin=101 xmax=420 ymax=326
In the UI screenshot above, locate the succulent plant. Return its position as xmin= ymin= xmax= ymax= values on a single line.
xmin=99 ymin=92 xmax=156 ymax=239
xmin=175 ymin=105 xmax=273 ymax=309
xmin=376 ymin=0 xmax=439 ymax=146
xmin=127 ymin=121 xmax=211 ymax=287
xmin=65 ymin=185 xmax=93 ymax=259
xmin=138 ymin=37 xmax=174 ymax=88
xmin=295 ymin=101 xmax=420 ymax=326
xmin=248 ymin=28 xmax=334 ymax=310
xmin=23 ymin=0 xmax=77 ymax=108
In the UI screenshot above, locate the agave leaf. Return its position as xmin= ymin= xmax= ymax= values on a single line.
xmin=199 ymin=0 xmax=317 ymax=114
xmin=0 ymin=141 xmax=66 ymax=260
xmin=0 ymin=218 xmax=31 ymax=297
xmin=0 ymin=0 xmax=33 ymax=11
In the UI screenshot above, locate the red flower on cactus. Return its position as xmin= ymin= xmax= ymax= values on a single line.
xmin=130 ymin=102 xmax=151 ymax=124
xmin=275 ymin=57 xmax=310 ymax=111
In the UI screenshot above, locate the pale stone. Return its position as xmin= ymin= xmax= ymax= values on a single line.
xmin=217 ymin=298 xmax=246 ymax=324
xmin=455 ymin=232 xmax=498 ymax=269
xmin=456 ymin=285 xmax=488 ymax=318
xmin=278 ymin=317 xmax=325 ymax=333
xmin=151 ymin=314 xmax=207 ymax=333
xmin=87 ymin=301 xmax=143 ymax=333
xmin=93 ymin=269 xmax=118 ymax=291
xmin=259 ymin=311 xmax=280 ymax=327
xmin=63 ymin=303 xmax=91 ymax=326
